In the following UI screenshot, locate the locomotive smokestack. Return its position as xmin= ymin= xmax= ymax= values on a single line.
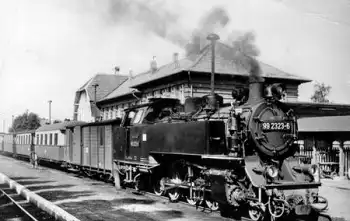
xmin=246 ymin=56 xmax=264 ymax=104
xmin=207 ymin=33 xmax=220 ymax=109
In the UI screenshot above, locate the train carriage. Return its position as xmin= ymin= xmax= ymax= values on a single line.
xmin=14 ymin=130 xmax=35 ymax=160
xmin=65 ymin=119 xmax=121 ymax=179
xmin=0 ymin=133 xmax=4 ymax=152
xmin=3 ymin=133 xmax=14 ymax=155
xmin=34 ymin=122 xmax=81 ymax=164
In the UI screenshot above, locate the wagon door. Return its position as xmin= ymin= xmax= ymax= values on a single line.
xmin=72 ymin=126 xmax=82 ymax=165
xmin=82 ymin=126 xmax=90 ymax=167
xmin=98 ymin=126 xmax=105 ymax=171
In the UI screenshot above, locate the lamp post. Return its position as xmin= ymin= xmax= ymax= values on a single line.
xmin=48 ymin=100 xmax=52 ymax=124
xmin=92 ymin=83 xmax=99 ymax=121
xmin=206 ymin=33 xmax=220 ymax=110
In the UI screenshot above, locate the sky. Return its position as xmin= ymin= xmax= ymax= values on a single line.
xmin=0 ymin=0 xmax=350 ymax=132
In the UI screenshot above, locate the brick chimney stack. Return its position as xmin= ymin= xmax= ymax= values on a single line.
xmin=150 ymin=56 xmax=157 ymax=73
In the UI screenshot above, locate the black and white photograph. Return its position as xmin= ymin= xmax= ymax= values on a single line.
xmin=0 ymin=0 xmax=350 ymax=220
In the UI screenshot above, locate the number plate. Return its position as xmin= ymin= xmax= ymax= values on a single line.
xmin=261 ymin=121 xmax=291 ymax=131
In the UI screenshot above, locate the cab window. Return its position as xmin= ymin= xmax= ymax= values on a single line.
xmin=123 ymin=110 xmax=136 ymax=126
xmin=132 ymin=109 xmax=144 ymax=124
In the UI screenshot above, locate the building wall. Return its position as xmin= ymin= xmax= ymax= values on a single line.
xmin=75 ymin=91 xmax=94 ymax=122
xmin=98 ymin=75 xmax=301 ymax=121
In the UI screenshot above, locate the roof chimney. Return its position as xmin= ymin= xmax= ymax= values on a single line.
xmin=173 ymin=52 xmax=179 ymax=68
xmin=128 ymin=69 xmax=133 ymax=80
xmin=114 ymin=66 xmax=120 ymax=75
xmin=150 ymin=56 xmax=157 ymax=73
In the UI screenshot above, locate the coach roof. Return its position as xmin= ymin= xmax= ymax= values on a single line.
xmin=36 ymin=121 xmax=86 ymax=132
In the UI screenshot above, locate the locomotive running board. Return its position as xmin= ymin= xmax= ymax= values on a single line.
xmin=201 ymin=155 xmax=244 ymax=161
xmin=265 ymin=182 xmax=321 ymax=190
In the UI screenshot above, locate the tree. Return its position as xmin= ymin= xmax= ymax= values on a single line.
xmin=9 ymin=112 xmax=41 ymax=132
xmin=310 ymin=82 xmax=331 ymax=103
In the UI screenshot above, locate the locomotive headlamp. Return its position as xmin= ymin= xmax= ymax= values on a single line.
xmin=266 ymin=165 xmax=279 ymax=178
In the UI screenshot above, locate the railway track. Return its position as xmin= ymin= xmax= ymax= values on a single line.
xmin=0 ymin=184 xmax=56 ymax=221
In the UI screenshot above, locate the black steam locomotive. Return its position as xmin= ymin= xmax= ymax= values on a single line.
xmin=112 ymin=56 xmax=330 ymax=221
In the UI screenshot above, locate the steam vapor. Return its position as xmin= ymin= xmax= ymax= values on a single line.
xmin=104 ymin=1 xmax=260 ymax=75
xmin=106 ymin=0 xmax=180 ymax=39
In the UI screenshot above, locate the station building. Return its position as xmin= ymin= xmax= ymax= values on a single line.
xmin=73 ymin=41 xmax=350 ymax=179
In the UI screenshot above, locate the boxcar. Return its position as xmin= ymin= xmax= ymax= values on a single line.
xmin=65 ymin=119 xmax=121 ymax=179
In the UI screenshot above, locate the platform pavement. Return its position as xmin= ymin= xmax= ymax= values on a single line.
xmin=0 ymin=155 xmax=230 ymax=221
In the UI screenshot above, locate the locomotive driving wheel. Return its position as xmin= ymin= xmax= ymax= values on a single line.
xmin=153 ymin=177 xmax=165 ymax=196
xmin=186 ymin=187 xmax=204 ymax=206
xmin=205 ymin=199 xmax=219 ymax=211
xmin=168 ymin=188 xmax=181 ymax=202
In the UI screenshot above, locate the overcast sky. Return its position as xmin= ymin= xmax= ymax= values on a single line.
xmin=0 ymin=0 xmax=350 ymax=131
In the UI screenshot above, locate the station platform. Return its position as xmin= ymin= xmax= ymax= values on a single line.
xmin=0 ymin=155 xmax=229 ymax=221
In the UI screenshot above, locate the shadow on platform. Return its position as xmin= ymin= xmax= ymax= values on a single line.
xmin=57 ymin=198 xmax=184 ymax=221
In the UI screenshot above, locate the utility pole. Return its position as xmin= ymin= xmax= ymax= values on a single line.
xmin=92 ymin=83 xmax=99 ymax=121
xmin=3 ymin=119 xmax=5 ymax=133
xmin=48 ymin=100 xmax=52 ymax=124
xmin=206 ymin=33 xmax=220 ymax=110
xmin=12 ymin=115 xmax=15 ymax=132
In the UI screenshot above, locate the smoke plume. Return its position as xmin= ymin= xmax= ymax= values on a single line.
xmin=185 ymin=7 xmax=230 ymax=56
xmin=105 ymin=0 xmax=181 ymax=40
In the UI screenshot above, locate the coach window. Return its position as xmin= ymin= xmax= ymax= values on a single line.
xmin=49 ymin=133 xmax=52 ymax=145
xmin=54 ymin=133 xmax=58 ymax=145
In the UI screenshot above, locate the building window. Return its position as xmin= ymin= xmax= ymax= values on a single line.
xmin=49 ymin=133 xmax=52 ymax=145
xmin=36 ymin=135 xmax=39 ymax=145
xmin=40 ymin=134 xmax=43 ymax=145
xmin=54 ymin=133 xmax=58 ymax=145
xmin=104 ymin=109 xmax=108 ymax=120
xmin=45 ymin=134 xmax=48 ymax=145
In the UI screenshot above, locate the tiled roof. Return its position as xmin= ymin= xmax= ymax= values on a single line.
xmin=36 ymin=121 xmax=86 ymax=132
xmin=102 ymin=77 xmax=140 ymax=102
xmin=283 ymin=101 xmax=350 ymax=118
xmin=298 ymin=116 xmax=350 ymax=132
xmin=130 ymin=42 xmax=311 ymax=88
xmin=77 ymin=73 xmax=128 ymax=102
xmin=99 ymin=42 xmax=310 ymax=103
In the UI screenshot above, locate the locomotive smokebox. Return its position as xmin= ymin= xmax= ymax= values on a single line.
xmin=246 ymin=57 xmax=265 ymax=104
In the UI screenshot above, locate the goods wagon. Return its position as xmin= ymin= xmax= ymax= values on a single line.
xmin=14 ymin=130 xmax=35 ymax=159
xmin=65 ymin=119 xmax=121 ymax=179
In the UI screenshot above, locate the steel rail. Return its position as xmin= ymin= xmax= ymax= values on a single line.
xmin=0 ymin=187 xmax=39 ymax=221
